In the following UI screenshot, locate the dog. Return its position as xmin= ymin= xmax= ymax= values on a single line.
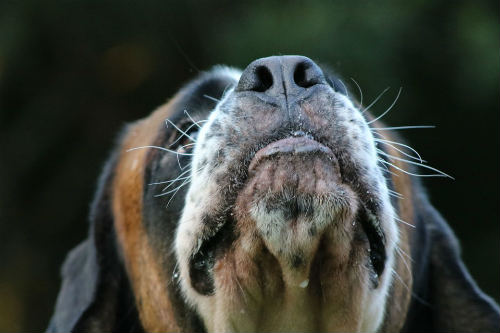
xmin=47 ymin=56 xmax=499 ymax=332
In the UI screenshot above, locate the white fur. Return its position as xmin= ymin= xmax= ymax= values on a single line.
xmin=174 ymin=72 xmax=398 ymax=331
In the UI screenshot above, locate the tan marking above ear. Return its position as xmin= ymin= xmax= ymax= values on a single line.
xmin=112 ymin=97 xmax=182 ymax=332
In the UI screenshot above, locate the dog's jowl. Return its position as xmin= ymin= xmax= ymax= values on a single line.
xmin=48 ymin=56 xmax=500 ymax=333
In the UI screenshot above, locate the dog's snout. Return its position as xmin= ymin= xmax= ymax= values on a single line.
xmin=236 ymin=55 xmax=326 ymax=98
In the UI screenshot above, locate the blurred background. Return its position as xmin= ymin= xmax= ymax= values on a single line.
xmin=0 ymin=0 xmax=498 ymax=331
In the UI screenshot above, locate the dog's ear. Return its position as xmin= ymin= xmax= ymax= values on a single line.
xmin=403 ymin=191 xmax=500 ymax=332
xmin=47 ymin=237 xmax=100 ymax=332
xmin=47 ymin=151 xmax=140 ymax=332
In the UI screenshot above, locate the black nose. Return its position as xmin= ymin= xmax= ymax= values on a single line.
xmin=235 ymin=56 xmax=327 ymax=98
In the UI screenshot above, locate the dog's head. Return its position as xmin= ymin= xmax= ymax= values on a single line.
xmin=48 ymin=56 xmax=499 ymax=332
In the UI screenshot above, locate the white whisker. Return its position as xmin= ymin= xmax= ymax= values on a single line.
xmin=378 ymin=151 xmax=453 ymax=179
xmin=393 ymin=215 xmax=415 ymax=228
xmin=160 ymin=166 xmax=202 ymax=191
xmin=362 ymin=87 xmax=390 ymax=114
xmin=155 ymin=178 xmax=192 ymax=197
xmin=165 ymin=118 xmax=197 ymax=143
xmin=148 ymin=168 xmax=192 ymax=185
xmin=388 ymin=189 xmax=404 ymax=199
xmin=374 ymin=137 xmax=423 ymax=163
xmin=377 ymin=145 xmax=424 ymax=163
xmin=378 ymin=159 xmax=399 ymax=177
xmin=395 ymin=245 xmax=412 ymax=273
xmin=391 ymin=268 xmax=430 ymax=306
xmin=183 ymin=110 xmax=208 ymax=128
xmin=367 ymin=87 xmax=402 ymax=125
xmin=374 ymin=125 xmax=435 ymax=131
xmin=161 ymin=175 xmax=191 ymax=191
xmin=126 ymin=145 xmax=193 ymax=156
xmin=337 ymin=79 xmax=349 ymax=98
xmin=169 ymin=123 xmax=200 ymax=148
xmin=378 ymin=159 xmax=448 ymax=178
xmin=175 ymin=149 xmax=183 ymax=170
xmin=203 ymin=94 xmax=220 ymax=102
xmin=394 ymin=244 xmax=414 ymax=263
xmin=350 ymin=77 xmax=363 ymax=106
xmin=390 ymin=268 xmax=412 ymax=293
xmin=165 ymin=178 xmax=193 ymax=207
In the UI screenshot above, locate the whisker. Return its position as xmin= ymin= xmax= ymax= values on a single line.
xmin=161 ymin=175 xmax=191 ymax=192
xmin=389 ymin=192 xmax=404 ymax=199
xmin=221 ymin=83 xmax=234 ymax=98
xmin=376 ymin=145 xmax=424 ymax=164
xmin=394 ymin=245 xmax=412 ymax=273
xmin=378 ymin=151 xmax=453 ymax=179
xmin=377 ymin=145 xmax=424 ymax=163
xmin=374 ymin=137 xmax=423 ymax=163
xmin=378 ymin=159 xmax=399 ymax=177
xmin=203 ymin=94 xmax=220 ymax=103
xmin=367 ymin=87 xmax=402 ymax=125
xmin=169 ymin=124 xmax=201 ymax=148
xmin=148 ymin=168 xmax=192 ymax=185
xmin=149 ymin=175 xmax=190 ymax=187
xmin=350 ymin=77 xmax=363 ymax=106
xmin=394 ymin=244 xmax=414 ymax=263
xmin=388 ymin=189 xmax=404 ymax=199
xmin=374 ymin=125 xmax=436 ymax=131
xmin=165 ymin=118 xmax=197 ymax=143
xmin=378 ymin=159 xmax=448 ymax=178
xmin=362 ymin=87 xmax=390 ymax=114
xmin=161 ymin=166 xmax=203 ymax=192
xmin=166 ymin=178 xmax=192 ymax=207
xmin=391 ymin=268 xmax=431 ymax=306
xmin=393 ymin=215 xmax=415 ymax=228
xmin=391 ymin=268 xmax=411 ymax=293
xmin=155 ymin=178 xmax=192 ymax=197
xmin=183 ymin=110 xmax=208 ymax=128
xmin=126 ymin=145 xmax=193 ymax=156
xmin=337 ymin=79 xmax=349 ymax=98
xmin=175 ymin=150 xmax=183 ymax=170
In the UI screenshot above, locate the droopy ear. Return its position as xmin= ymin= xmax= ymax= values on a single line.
xmin=47 ymin=151 xmax=140 ymax=332
xmin=47 ymin=237 xmax=99 ymax=332
xmin=403 ymin=191 xmax=500 ymax=332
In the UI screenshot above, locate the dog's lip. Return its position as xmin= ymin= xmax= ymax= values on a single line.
xmin=248 ymin=136 xmax=336 ymax=172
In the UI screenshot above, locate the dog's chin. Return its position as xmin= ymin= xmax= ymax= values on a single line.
xmin=235 ymin=137 xmax=359 ymax=285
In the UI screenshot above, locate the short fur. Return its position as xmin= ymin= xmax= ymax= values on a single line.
xmin=48 ymin=57 xmax=499 ymax=333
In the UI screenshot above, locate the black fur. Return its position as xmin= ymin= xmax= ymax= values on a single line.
xmin=401 ymin=183 xmax=500 ymax=332
xmin=47 ymin=146 xmax=143 ymax=332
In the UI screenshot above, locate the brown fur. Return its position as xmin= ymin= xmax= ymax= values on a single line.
xmin=372 ymin=124 xmax=414 ymax=332
xmin=112 ymin=100 xmax=180 ymax=332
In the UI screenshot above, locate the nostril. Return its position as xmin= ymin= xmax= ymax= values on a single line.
xmin=252 ymin=66 xmax=273 ymax=92
xmin=237 ymin=56 xmax=324 ymax=95
xmin=294 ymin=61 xmax=321 ymax=88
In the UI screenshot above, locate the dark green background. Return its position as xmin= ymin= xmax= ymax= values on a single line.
xmin=0 ymin=0 xmax=498 ymax=331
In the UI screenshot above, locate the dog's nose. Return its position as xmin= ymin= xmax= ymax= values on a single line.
xmin=236 ymin=56 xmax=327 ymax=99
